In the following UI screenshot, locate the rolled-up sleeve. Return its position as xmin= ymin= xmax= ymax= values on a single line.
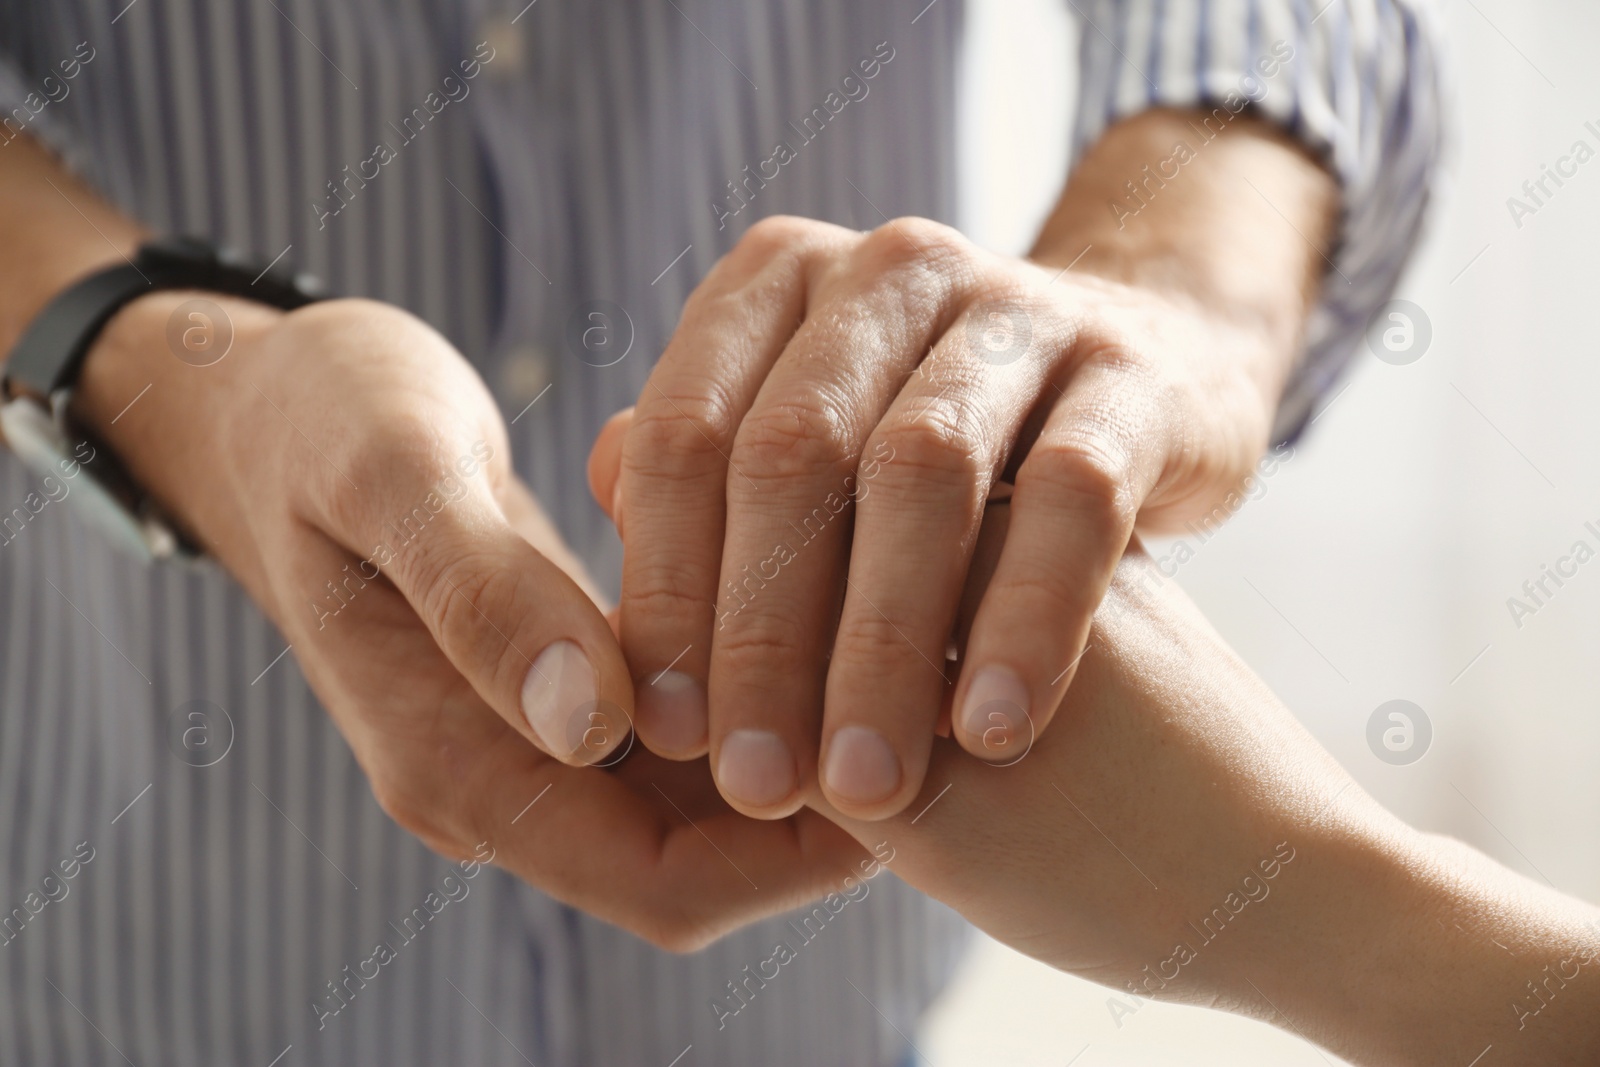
xmin=1068 ymin=0 xmax=1446 ymax=442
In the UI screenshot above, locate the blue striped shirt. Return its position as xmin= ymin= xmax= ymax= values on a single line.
xmin=0 ymin=2 xmax=1440 ymax=1064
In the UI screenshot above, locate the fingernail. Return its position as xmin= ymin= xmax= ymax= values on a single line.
xmin=636 ymin=670 xmax=707 ymax=754
xmin=716 ymin=729 xmax=796 ymax=809
xmin=610 ymin=483 xmax=625 ymax=537
xmin=823 ymin=725 xmax=901 ymax=805
xmin=958 ymin=665 xmax=1031 ymax=762
xmin=521 ymin=640 xmax=599 ymax=762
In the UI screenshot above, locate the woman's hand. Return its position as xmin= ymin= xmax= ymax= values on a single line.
xmin=808 ymin=514 xmax=1600 ymax=1067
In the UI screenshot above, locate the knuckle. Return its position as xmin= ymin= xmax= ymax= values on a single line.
xmin=621 ymin=579 xmax=717 ymax=632
xmin=626 ymin=392 xmax=737 ymax=481
xmin=871 ymin=408 xmax=986 ymax=493
xmin=732 ymin=214 xmax=825 ymax=262
xmin=715 ymin=609 xmax=812 ymax=675
xmin=417 ymin=554 xmax=492 ymax=631
xmin=1022 ymin=435 xmax=1137 ymax=536
xmin=683 ymin=265 xmax=795 ymax=330
xmin=732 ymin=396 xmax=853 ymax=487
xmin=856 ymin=216 xmax=970 ymax=276
xmin=702 ymin=216 xmax=849 ymax=301
xmin=1075 ymin=322 xmax=1158 ymax=380
xmin=409 ymin=552 xmax=521 ymax=672
xmin=968 ymin=280 xmax=1045 ymax=326
xmin=833 ymin=605 xmax=931 ymax=670
xmin=327 ymin=415 xmax=458 ymax=535
xmin=964 ymin=284 xmax=1049 ymax=367
xmin=352 ymin=412 xmax=444 ymax=483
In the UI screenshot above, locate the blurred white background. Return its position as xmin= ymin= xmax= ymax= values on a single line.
xmin=920 ymin=0 xmax=1600 ymax=1062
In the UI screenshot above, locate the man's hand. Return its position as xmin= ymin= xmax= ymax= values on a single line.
xmin=596 ymin=109 xmax=1337 ymax=822
xmin=69 ymin=290 xmax=867 ymax=949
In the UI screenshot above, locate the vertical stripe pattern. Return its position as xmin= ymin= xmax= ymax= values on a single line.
xmin=0 ymin=0 xmax=1437 ymax=1064
xmin=1070 ymin=0 xmax=1445 ymax=442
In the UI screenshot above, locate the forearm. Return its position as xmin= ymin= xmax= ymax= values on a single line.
xmin=1030 ymin=107 xmax=1338 ymax=413
xmin=0 ymin=133 xmax=284 ymax=546
xmin=816 ymin=535 xmax=1600 ymax=1066
xmin=0 ymin=133 xmax=146 ymax=356
xmin=1247 ymin=822 xmax=1600 ymax=1066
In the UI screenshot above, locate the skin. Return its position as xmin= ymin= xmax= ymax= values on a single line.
xmin=815 ymin=515 xmax=1600 ymax=1067
xmin=7 ymin=117 xmax=1599 ymax=1065
xmin=0 ymin=132 xmax=870 ymax=951
xmin=590 ymin=445 xmax=1600 ymax=1063
xmin=597 ymin=107 xmax=1338 ymax=822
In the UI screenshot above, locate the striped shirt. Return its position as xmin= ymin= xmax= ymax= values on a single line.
xmin=0 ymin=2 xmax=1441 ymax=1064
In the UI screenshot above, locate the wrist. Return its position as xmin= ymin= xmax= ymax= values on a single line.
xmin=72 ymin=289 xmax=284 ymax=545
xmin=1029 ymin=107 xmax=1337 ymax=411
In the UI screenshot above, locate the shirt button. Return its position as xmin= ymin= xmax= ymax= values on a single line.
xmin=477 ymin=15 xmax=526 ymax=81
xmin=499 ymin=343 xmax=552 ymax=408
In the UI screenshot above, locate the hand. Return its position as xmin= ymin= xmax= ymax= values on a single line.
xmin=71 ymin=292 xmax=868 ymax=948
xmin=594 ymin=212 xmax=1306 ymax=824
xmin=597 ymin=110 xmax=1334 ymax=823
xmin=808 ymin=518 xmax=1600 ymax=1067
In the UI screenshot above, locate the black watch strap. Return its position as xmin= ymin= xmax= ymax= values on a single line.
xmin=3 ymin=236 xmax=323 ymax=397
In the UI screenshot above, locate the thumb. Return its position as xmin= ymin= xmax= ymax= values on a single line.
xmin=317 ymin=438 xmax=634 ymax=767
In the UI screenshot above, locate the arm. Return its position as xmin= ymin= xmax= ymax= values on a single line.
xmin=0 ymin=132 xmax=869 ymax=951
xmin=1067 ymin=0 xmax=1446 ymax=440
xmin=812 ymin=514 xmax=1600 ymax=1066
xmin=1027 ymin=106 xmax=1333 ymax=450
xmin=591 ymin=0 xmax=1442 ymax=823
xmin=591 ymin=109 xmax=1337 ymax=823
xmin=0 ymin=128 xmax=147 ymax=350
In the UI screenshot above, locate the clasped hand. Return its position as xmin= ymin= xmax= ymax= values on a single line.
xmin=81 ymin=214 xmax=1283 ymax=954
xmin=594 ymin=214 xmax=1281 ymax=821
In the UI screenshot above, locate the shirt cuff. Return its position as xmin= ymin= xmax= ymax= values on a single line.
xmin=1069 ymin=0 xmax=1445 ymax=442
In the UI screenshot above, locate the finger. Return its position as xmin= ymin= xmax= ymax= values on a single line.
xmin=619 ymin=218 xmax=852 ymax=760
xmin=952 ymin=487 xmax=1011 ymax=652
xmin=501 ymin=474 xmax=608 ymax=609
xmin=953 ymin=355 xmax=1168 ymax=762
xmin=587 ymin=406 xmax=632 ymax=533
xmin=817 ymin=301 xmax=1052 ymax=818
xmin=378 ymin=713 xmax=872 ymax=952
xmin=289 ymin=534 xmax=869 ymax=951
xmin=506 ymin=758 xmax=870 ymax=951
xmin=709 ymin=219 xmax=978 ymax=818
xmin=310 ymin=431 xmax=634 ymax=767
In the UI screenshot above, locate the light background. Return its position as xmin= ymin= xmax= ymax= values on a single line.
xmin=919 ymin=1 xmax=1600 ymax=1063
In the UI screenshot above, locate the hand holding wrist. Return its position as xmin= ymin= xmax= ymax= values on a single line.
xmin=0 ymin=135 xmax=889 ymax=953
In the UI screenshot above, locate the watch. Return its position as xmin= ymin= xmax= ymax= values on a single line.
xmin=0 ymin=237 xmax=325 ymax=560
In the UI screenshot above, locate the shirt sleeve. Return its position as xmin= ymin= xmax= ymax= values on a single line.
xmin=1067 ymin=0 xmax=1445 ymax=443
